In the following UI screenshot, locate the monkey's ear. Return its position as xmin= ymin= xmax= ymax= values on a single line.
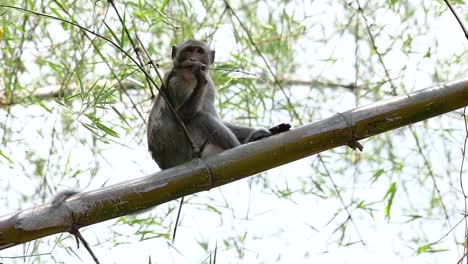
xmin=210 ymin=50 xmax=215 ymax=65
xmin=171 ymin=46 xmax=177 ymax=60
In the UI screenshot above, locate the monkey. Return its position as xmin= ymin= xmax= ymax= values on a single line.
xmin=147 ymin=39 xmax=290 ymax=170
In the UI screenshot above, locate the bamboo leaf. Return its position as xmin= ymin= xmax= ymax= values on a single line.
xmin=383 ymin=182 xmax=397 ymax=220
xmin=0 ymin=151 xmax=13 ymax=164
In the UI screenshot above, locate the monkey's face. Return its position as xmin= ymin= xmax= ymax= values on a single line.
xmin=176 ymin=46 xmax=209 ymax=81
xmin=172 ymin=40 xmax=216 ymax=68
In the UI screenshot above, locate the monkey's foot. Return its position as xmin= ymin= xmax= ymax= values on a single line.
xmin=269 ymin=123 xmax=291 ymax=134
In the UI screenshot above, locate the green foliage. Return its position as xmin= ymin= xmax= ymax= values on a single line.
xmin=0 ymin=0 xmax=466 ymax=263
xmin=0 ymin=150 xmax=13 ymax=164
xmin=416 ymin=243 xmax=449 ymax=254
xmin=383 ymin=181 xmax=397 ymax=220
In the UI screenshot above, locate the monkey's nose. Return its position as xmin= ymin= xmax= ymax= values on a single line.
xmin=189 ymin=58 xmax=196 ymax=61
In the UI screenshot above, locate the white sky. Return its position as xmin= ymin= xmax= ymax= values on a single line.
xmin=1 ymin=0 xmax=468 ymax=263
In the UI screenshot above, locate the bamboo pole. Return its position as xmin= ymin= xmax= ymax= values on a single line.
xmin=1 ymin=77 xmax=467 ymax=250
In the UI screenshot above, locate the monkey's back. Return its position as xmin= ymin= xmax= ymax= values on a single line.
xmin=147 ymin=97 xmax=194 ymax=170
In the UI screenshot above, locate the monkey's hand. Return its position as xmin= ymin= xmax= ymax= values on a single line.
xmin=245 ymin=123 xmax=291 ymax=143
xmin=191 ymin=62 xmax=208 ymax=85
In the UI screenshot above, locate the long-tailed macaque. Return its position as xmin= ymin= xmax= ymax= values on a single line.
xmin=147 ymin=40 xmax=290 ymax=169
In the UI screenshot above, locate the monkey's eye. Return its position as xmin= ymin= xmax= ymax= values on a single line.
xmin=196 ymin=48 xmax=205 ymax=54
xmin=186 ymin=47 xmax=194 ymax=52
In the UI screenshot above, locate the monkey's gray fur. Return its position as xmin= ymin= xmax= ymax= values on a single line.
xmin=147 ymin=40 xmax=284 ymax=170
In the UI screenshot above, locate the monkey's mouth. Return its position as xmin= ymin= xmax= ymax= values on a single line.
xmin=179 ymin=62 xmax=207 ymax=72
xmin=185 ymin=66 xmax=207 ymax=72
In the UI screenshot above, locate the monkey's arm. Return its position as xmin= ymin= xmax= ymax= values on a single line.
xmin=192 ymin=113 xmax=241 ymax=150
xmin=175 ymin=63 xmax=208 ymax=120
xmin=223 ymin=122 xmax=262 ymax=143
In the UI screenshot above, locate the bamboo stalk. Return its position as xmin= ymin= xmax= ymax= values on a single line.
xmin=1 ymin=77 xmax=467 ymax=250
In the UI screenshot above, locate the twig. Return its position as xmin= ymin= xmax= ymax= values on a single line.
xmin=457 ymin=251 xmax=468 ymax=264
xmin=72 ymin=229 xmax=101 ymax=264
xmin=213 ymin=242 xmax=218 ymax=264
xmin=48 ymin=0 xmax=148 ymax=124
xmin=410 ymin=126 xmax=452 ymax=222
xmin=0 ymin=3 xmax=199 ymax=158
xmin=460 ymin=107 xmax=468 ymax=263
xmin=107 ymin=0 xmax=155 ymax=98
xmin=318 ymin=154 xmax=366 ymax=245
xmin=355 ymin=0 xmax=398 ymax=95
xmin=430 ymin=216 xmax=465 ymax=246
xmin=132 ymin=28 xmax=167 ymax=98
xmin=224 ymin=0 xmax=302 ymax=121
xmin=106 ymin=0 xmax=199 ymax=154
xmin=443 ymin=0 xmax=468 ymax=40
xmin=172 ymin=197 xmax=184 ymax=243
xmin=89 ymin=43 xmax=148 ymax=124
xmin=211 ymin=67 xmax=259 ymax=77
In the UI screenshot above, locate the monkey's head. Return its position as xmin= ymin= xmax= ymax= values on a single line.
xmin=172 ymin=40 xmax=215 ymax=68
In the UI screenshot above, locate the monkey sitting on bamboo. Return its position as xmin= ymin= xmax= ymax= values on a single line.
xmin=147 ymin=40 xmax=290 ymax=170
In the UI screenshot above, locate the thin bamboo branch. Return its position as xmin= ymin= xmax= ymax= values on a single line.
xmin=0 ymin=77 xmax=467 ymax=250
xmin=0 ymin=77 xmax=356 ymax=107
xmin=442 ymin=0 xmax=468 ymax=40
xmin=0 ymin=79 xmax=143 ymax=106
